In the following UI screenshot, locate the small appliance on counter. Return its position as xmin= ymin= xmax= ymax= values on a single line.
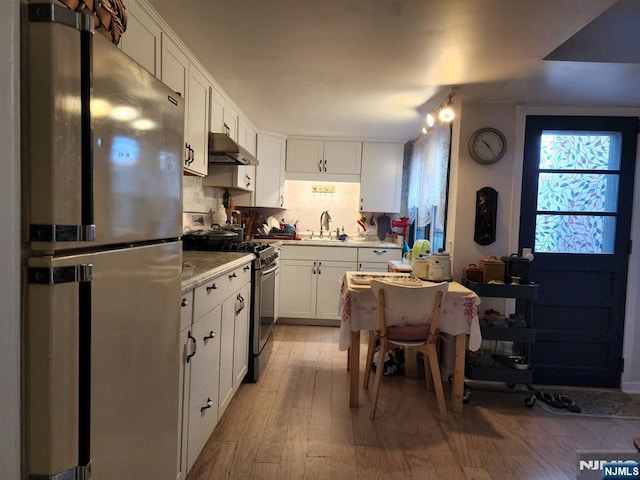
xmin=427 ymin=252 xmax=452 ymax=281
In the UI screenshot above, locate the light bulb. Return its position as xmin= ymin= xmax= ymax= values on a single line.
xmin=426 ymin=113 xmax=435 ymax=127
xmin=438 ymin=104 xmax=455 ymax=122
xmin=422 ymin=126 xmax=427 ymax=134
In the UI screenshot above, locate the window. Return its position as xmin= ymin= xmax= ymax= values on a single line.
xmin=407 ymin=123 xmax=451 ymax=251
xmin=535 ymin=132 xmax=621 ymax=254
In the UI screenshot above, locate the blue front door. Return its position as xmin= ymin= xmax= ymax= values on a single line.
xmin=519 ymin=115 xmax=637 ymax=387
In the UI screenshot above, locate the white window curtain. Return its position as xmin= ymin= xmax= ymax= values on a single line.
xmin=407 ymin=122 xmax=451 ymax=231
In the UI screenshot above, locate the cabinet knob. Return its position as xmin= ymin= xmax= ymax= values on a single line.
xmin=243 ymin=265 xmax=250 ymax=272
xmin=229 ymin=272 xmax=237 ymax=280
xmin=373 ymin=250 xmax=387 ymax=255
xmin=203 ymin=331 xmax=216 ymax=341
xmin=206 ymin=283 xmax=218 ymax=292
xmin=181 ymin=298 xmax=189 ymax=307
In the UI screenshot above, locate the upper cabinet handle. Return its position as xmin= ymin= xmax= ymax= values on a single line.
xmin=280 ymin=195 xmax=284 ymax=207
xmin=323 ymin=159 xmax=327 ymax=172
xmin=318 ymin=159 xmax=322 ymax=172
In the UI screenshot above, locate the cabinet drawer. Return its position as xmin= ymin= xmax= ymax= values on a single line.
xmin=280 ymin=245 xmax=357 ymax=262
xmin=358 ymin=247 xmax=400 ymax=263
xmin=180 ymin=290 xmax=193 ymax=331
xmin=190 ymin=305 xmax=221 ymax=396
xmin=357 ymin=262 xmax=389 ymax=272
xmin=193 ymin=262 xmax=252 ymax=320
xmin=187 ymin=368 xmax=220 ymax=471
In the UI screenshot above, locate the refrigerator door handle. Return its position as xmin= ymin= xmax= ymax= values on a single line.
xmin=28 ymin=264 xmax=93 ymax=285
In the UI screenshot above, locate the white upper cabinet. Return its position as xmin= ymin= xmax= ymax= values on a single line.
xmin=237 ymin=117 xmax=257 ymax=157
xmin=120 ymin=0 xmax=161 ymax=77
xmin=255 ymin=133 xmax=286 ymax=208
xmin=286 ymin=138 xmax=362 ymax=177
xmin=161 ymin=33 xmax=188 ymax=98
xmin=210 ymin=87 xmax=238 ymax=142
xmin=360 ymin=142 xmax=404 ymax=213
xmin=184 ymin=64 xmax=211 ymax=177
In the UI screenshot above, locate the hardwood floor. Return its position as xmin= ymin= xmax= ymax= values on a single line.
xmin=187 ymin=325 xmax=640 ymax=480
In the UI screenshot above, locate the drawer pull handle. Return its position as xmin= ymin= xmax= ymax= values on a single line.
xmin=200 ymin=397 xmax=213 ymax=413
xmin=243 ymin=265 xmax=250 ymax=272
xmin=229 ymin=272 xmax=237 ymax=280
xmin=181 ymin=298 xmax=189 ymax=307
xmin=373 ymin=250 xmax=387 ymax=255
xmin=206 ymin=283 xmax=218 ymax=292
xmin=203 ymin=331 xmax=216 ymax=341
xmin=186 ymin=332 xmax=197 ymax=363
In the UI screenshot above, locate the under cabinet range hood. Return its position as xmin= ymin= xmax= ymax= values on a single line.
xmin=208 ymin=132 xmax=258 ymax=166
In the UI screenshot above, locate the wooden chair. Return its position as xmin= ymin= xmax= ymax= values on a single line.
xmin=366 ymin=279 xmax=449 ymax=420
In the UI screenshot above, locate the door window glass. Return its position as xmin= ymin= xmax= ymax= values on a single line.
xmin=535 ymin=132 xmax=621 ymax=254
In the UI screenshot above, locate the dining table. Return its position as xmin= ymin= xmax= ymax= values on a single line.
xmin=338 ymin=271 xmax=482 ymax=413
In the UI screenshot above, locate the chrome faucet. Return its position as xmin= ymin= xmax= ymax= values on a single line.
xmin=320 ymin=210 xmax=331 ymax=237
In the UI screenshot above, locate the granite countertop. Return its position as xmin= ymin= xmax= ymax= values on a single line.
xmin=181 ymin=251 xmax=254 ymax=293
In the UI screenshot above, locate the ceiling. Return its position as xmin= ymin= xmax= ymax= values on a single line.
xmin=146 ymin=0 xmax=640 ymax=142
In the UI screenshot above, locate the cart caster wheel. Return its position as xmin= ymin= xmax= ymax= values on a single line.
xmin=463 ymin=388 xmax=471 ymax=403
xmin=524 ymin=395 xmax=536 ymax=408
xmin=506 ymin=382 xmax=515 ymax=389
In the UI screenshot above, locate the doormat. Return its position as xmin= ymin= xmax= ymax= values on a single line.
xmin=535 ymin=386 xmax=640 ymax=419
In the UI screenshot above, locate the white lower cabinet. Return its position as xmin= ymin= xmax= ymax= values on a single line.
xmin=279 ymin=246 xmax=357 ymax=321
xmin=178 ymin=260 xmax=251 ymax=477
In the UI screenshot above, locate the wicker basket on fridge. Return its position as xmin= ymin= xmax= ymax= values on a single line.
xmin=59 ymin=0 xmax=128 ymax=45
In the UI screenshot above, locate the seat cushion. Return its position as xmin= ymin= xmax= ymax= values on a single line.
xmin=387 ymin=324 xmax=430 ymax=341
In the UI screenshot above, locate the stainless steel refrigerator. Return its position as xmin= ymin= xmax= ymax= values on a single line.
xmin=22 ymin=3 xmax=184 ymax=479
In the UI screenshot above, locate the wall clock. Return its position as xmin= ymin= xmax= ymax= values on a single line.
xmin=469 ymin=127 xmax=507 ymax=164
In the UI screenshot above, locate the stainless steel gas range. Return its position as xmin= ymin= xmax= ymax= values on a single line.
xmin=183 ymin=223 xmax=278 ymax=383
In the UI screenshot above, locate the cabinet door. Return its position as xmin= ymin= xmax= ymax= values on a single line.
xmin=315 ymin=261 xmax=357 ymax=320
xmin=233 ymin=283 xmax=251 ymax=388
xmin=236 ymin=165 xmax=255 ymax=192
xmin=186 ymin=369 xmax=219 ymax=472
xmin=210 ymin=87 xmax=225 ymax=135
xmin=274 ymin=260 xmax=280 ymax=322
xmin=360 ymin=142 xmax=403 ymax=213
xmin=357 ymin=262 xmax=388 ymax=272
xmin=246 ymin=125 xmax=257 ymax=157
xmin=223 ymin=104 xmax=238 ymax=142
xmin=219 ymin=295 xmax=236 ymax=416
xmin=185 ymin=65 xmax=210 ymax=176
xmin=279 ymin=259 xmax=316 ymax=318
xmin=255 ymin=133 xmax=286 ymax=208
xmin=160 ymin=34 xmax=188 ymax=98
xmin=286 ymin=138 xmax=323 ymax=173
xmin=120 ymin=0 xmax=161 ymax=77
xmin=323 ymin=141 xmax=362 ymax=175
xmin=177 ymin=326 xmax=191 ymax=480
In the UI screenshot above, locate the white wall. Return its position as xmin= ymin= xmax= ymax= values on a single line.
xmin=1 ymin=1 xmax=21 ymax=478
xmin=448 ymin=103 xmax=640 ymax=392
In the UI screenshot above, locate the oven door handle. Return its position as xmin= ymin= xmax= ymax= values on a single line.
xmin=260 ymin=264 xmax=279 ymax=276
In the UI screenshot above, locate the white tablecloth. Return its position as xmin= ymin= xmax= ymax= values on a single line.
xmin=338 ymin=272 xmax=482 ymax=351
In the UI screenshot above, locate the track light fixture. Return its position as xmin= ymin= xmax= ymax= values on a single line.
xmin=421 ymin=88 xmax=457 ymax=133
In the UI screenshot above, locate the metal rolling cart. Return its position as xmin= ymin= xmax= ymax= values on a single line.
xmin=461 ymin=278 xmax=539 ymax=407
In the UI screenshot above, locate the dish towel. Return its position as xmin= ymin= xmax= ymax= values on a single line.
xmin=377 ymin=214 xmax=392 ymax=240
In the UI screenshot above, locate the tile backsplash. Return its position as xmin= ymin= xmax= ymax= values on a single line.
xmin=281 ymin=181 xmax=361 ymax=235
xmin=183 ymin=176 xmax=224 ymax=214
